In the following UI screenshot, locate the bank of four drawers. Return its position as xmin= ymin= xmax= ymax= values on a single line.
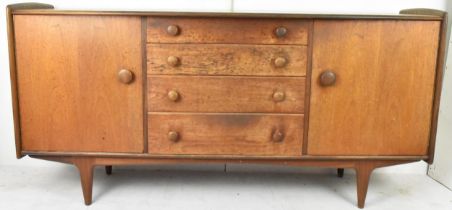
xmin=146 ymin=18 xmax=309 ymax=156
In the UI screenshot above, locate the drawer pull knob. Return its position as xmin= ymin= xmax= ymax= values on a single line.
xmin=275 ymin=26 xmax=288 ymax=38
xmin=167 ymin=56 xmax=180 ymax=67
xmin=167 ymin=90 xmax=180 ymax=102
xmin=272 ymin=130 xmax=285 ymax=142
xmin=274 ymin=57 xmax=288 ymax=68
xmin=117 ymin=69 xmax=134 ymax=84
xmin=319 ymin=70 xmax=337 ymax=86
xmin=168 ymin=131 xmax=180 ymax=142
xmin=272 ymin=91 xmax=285 ymax=102
xmin=167 ymin=25 xmax=180 ymax=36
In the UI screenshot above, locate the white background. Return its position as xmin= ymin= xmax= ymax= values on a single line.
xmin=428 ymin=0 xmax=452 ymax=188
xmin=0 ymin=0 xmax=448 ymax=176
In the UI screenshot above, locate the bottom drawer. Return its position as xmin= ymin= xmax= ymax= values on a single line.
xmin=148 ymin=113 xmax=304 ymax=156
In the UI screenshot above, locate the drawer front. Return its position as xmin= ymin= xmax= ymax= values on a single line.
xmin=147 ymin=44 xmax=307 ymax=76
xmin=148 ymin=76 xmax=305 ymax=113
xmin=147 ymin=17 xmax=310 ymax=45
xmin=148 ymin=113 xmax=304 ymax=156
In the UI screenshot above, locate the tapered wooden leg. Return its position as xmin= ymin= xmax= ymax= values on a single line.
xmin=355 ymin=162 xmax=375 ymax=209
xmin=74 ymin=158 xmax=95 ymax=205
xmin=337 ymin=168 xmax=344 ymax=178
xmin=105 ymin=165 xmax=112 ymax=175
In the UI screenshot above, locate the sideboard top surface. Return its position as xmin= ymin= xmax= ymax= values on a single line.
xmin=12 ymin=9 xmax=443 ymax=20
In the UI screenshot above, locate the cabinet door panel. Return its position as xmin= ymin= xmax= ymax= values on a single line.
xmin=14 ymin=15 xmax=144 ymax=153
xmin=308 ymin=20 xmax=440 ymax=155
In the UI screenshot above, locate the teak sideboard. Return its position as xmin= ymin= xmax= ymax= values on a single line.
xmin=6 ymin=3 xmax=448 ymax=208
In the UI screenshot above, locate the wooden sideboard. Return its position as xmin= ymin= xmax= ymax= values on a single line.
xmin=6 ymin=3 xmax=448 ymax=208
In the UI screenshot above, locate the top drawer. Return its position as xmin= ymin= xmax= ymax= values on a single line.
xmin=147 ymin=17 xmax=310 ymax=45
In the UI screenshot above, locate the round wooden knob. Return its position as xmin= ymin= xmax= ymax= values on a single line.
xmin=272 ymin=91 xmax=285 ymax=102
xmin=117 ymin=69 xmax=134 ymax=84
xmin=167 ymin=25 xmax=180 ymax=36
xmin=167 ymin=90 xmax=180 ymax=102
xmin=274 ymin=57 xmax=287 ymax=68
xmin=272 ymin=130 xmax=284 ymax=142
xmin=275 ymin=26 xmax=287 ymax=38
xmin=168 ymin=131 xmax=180 ymax=142
xmin=167 ymin=56 xmax=180 ymax=67
xmin=319 ymin=70 xmax=337 ymax=86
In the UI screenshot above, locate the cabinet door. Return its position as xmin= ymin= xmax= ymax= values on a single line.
xmin=308 ymin=20 xmax=440 ymax=156
xmin=14 ymin=16 xmax=144 ymax=153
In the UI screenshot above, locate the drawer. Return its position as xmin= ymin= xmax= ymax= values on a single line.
xmin=147 ymin=17 xmax=310 ymax=45
xmin=148 ymin=76 xmax=305 ymax=113
xmin=147 ymin=44 xmax=307 ymax=76
xmin=148 ymin=113 xmax=304 ymax=156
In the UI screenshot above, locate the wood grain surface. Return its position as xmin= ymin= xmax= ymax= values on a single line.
xmin=14 ymin=15 xmax=144 ymax=153
xmin=147 ymin=44 xmax=307 ymax=76
xmin=308 ymin=20 xmax=440 ymax=156
xmin=148 ymin=113 xmax=304 ymax=156
xmin=147 ymin=17 xmax=310 ymax=44
xmin=148 ymin=76 xmax=305 ymax=113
